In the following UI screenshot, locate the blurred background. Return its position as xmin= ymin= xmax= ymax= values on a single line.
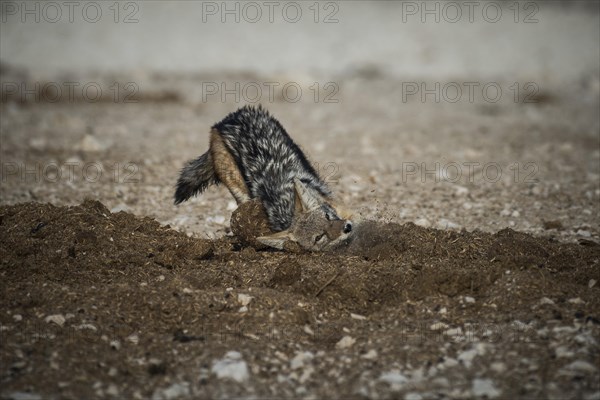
xmin=1 ymin=1 xmax=599 ymax=240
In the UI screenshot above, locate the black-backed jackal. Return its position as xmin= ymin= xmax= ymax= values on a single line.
xmin=174 ymin=105 xmax=353 ymax=251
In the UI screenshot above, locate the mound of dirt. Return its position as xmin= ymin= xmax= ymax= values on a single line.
xmin=1 ymin=201 xmax=598 ymax=399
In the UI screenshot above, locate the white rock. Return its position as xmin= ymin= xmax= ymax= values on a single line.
xmin=207 ymin=215 xmax=226 ymax=224
xmin=127 ymin=334 xmax=139 ymax=344
xmin=577 ymin=230 xmax=592 ymax=237
xmin=379 ymin=370 xmax=408 ymax=386
xmin=430 ymin=322 xmax=449 ymax=331
xmin=455 ymin=186 xmax=469 ymax=196
xmin=460 ymin=343 xmax=487 ymax=368
xmin=45 ymin=314 xmax=66 ymax=327
xmin=298 ymin=365 xmax=314 ymax=383
xmin=350 ymin=313 xmax=367 ymax=320
xmin=226 ymin=201 xmax=237 ymax=211
xmin=361 ymin=349 xmax=378 ymax=360
xmin=77 ymin=134 xmax=108 ymax=152
xmin=237 ymin=294 xmax=253 ymax=306
xmin=153 ymin=383 xmax=190 ymax=400
xmin=211 ymin=351 xmax=249 ymax=382
xmin=405 ymin=393 xmax=423 ymax=400
xmin=290 ymin=352 xmax=314 ymax=370
xmin=110 ymin=340 xmax=121 ymax=350
xmin=13 ymin=314 xmax=22 ymax=322
xmin=490 ymin=362 xmax=506 ymax=373
xmin=238 ymin=306 xmax=248 ymax=313
xmin=563 ymin=360 xmax=597 ymax=373
xmin=443 ymin=357 xmax=459 ymax=368
xmin=568 ymin=297 xmax=584 ymax=304
xmin=555 ymin=346 xmax=574 ymax=358
xmin=464 ymin=296 xmax=475 ymax=303
xmin=74 ymin=324 xmax=98 ymax=331
xmin=511 ymin=210 xmax=520 ymax=218
xmin=106 ymin=384 xmax=119 ymax=396
xmin=110 ymin=203 xmax=128 ymax=213
xmin=414 ymin=218 xmax=431 ymax=228
xmin=472 ymin=378 xmax=501 ymax=398
xmin=539 ymin=297 xmax=555 ymax=306
xmin=589 ymin=279 xmax=597 ymax=288
xmin=437 ymin=219 xmax=460 ymax=230
xmin=444 ymin=327 xmax=463 ymax=337
xmin=336 ymin=336 xmax=356 ymax=349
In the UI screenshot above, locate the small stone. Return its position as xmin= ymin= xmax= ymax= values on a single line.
xmin=290 ymin=351 xmax=314 ymax=370
xmin=127 ymin=334 xmax=139 ymax=344
xmin=350 ymin=313 xmax=367 ymax=320
xmin=414 ymin=218 xmax=431 ymax=228
xmin=464 ymin=296 xmax=475 ymax=304
xmin=110 ymin=340 xmax=121 ymax=350
xmin=437 ymin=219 xmax=460 ymax=230
xmin=77 ymin=134 xmax=108 ymax=152
xmin=443 ymin=357 xmax=459 ymax=368
xmin=75 ymin=323 xmax=97 ymax=331
xmin=238 ymin=306 xmax=248 ymax=313
xmin=539 ymin=297 xmax=555 ymax=306
xmin=444 ymin=327 xmax=463 ymax=337
xmin=226 ymin=201 xmax=237 ymax=211
xmin=511 ymin=210 xmax=520 ymax=218
xmin=13 ymin=314 xmax=22 ymax=322
xmin=237 ymin=294 xmax=253 ymax=306
xmin=154 ymin=383 xmax=190 ymax=400
xmin=405 ymin=393 xmax=423 ymax=400
xmin=555 ymin=346 xmax=574 ymax=358
xmin=361 ymin=349 xmax=378 ymax=360
xmin=336 ymin=336 xmax=356 ymax=349
xmin=45 ymin=314 xmax=66 ymax=327
xmin=472 ymin=378 xmax=501 ymax=398
xmin=430 ymin=322 xmax=449 ymax=331
xmin=589 ymin=279 xmax=597 ymax=288
xmin=568 ymin=298 xmax=584 ymax=304
xmin=379 ymin=370 xmax=408 ymax=386
xmin=455 ymin=186 xmax=469 ymax=196
xmin=563 ymin=360 xmax=597 ymax=373
xmin=490 ymin=362 xmax=506 ymax=373
xmin=211 ymin=351 xmax=249 ymax=383
xmin=106 ymin=384 xmax=119 ymax=396
xmin=207 ymin=215 xmax=226 ymax=225
xmin=577 ymin=230 xmax=592 ymax=237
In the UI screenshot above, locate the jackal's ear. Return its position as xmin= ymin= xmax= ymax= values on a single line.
xmin=294 ymin=178 xmax=323 ymax=213
xmin=257 ymin=230 xmax=296 ymax=250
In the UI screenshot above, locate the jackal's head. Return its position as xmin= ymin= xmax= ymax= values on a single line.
xmin=257 ymin=179 xmax=354 ymax=251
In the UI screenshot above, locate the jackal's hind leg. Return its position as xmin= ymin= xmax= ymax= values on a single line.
xmin=210 ymin=129 xmax=251 ymax=204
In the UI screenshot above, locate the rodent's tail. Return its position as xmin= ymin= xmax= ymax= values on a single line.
xmin=174 ymin=151 xmax=220 ymax=205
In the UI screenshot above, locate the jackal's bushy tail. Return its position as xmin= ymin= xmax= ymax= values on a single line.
xmin=174 ymin=152 xmax=220 ymax=205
